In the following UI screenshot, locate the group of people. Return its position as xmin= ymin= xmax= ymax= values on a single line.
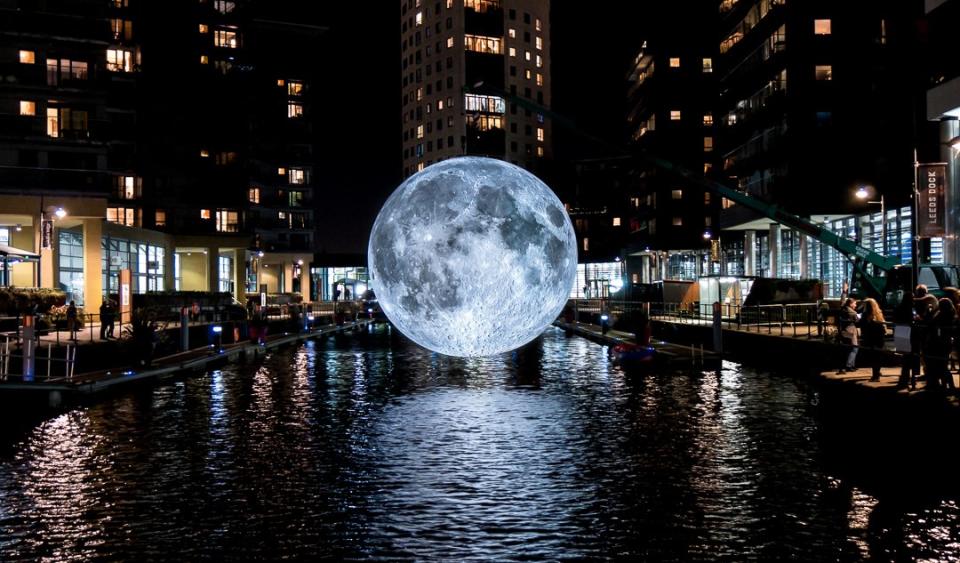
xmin=835 ymin=284 xmax=960 ymax=391
xmin=98 ymin=298 xmax=117 ymax=340
xmin=894 ymin=284 xmax=959 ymax=391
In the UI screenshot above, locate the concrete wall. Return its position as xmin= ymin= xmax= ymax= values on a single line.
xmin=179 ymin=252 xmax=208 ymax=291
xmin=9 ymin=227 xmax=35 ymax=287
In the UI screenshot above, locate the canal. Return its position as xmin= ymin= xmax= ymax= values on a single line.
xmin=0 ymin=325 xmax=958 ymax=560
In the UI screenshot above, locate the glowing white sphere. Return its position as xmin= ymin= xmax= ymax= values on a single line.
xmin=368 ymin=157 xmax=577 ymax=357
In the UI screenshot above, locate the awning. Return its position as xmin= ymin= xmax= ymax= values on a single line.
xmin=0 ymin=244 xmax=40 ymax=261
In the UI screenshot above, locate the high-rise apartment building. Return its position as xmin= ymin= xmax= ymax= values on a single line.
xmin=400 ymin=0 xmax=551 ymax=178
xmin=0 ymin=0 xmax=325 ymax=309
xmin=624 ymin=5 xmax=719 ymax=280
xmin=715 ymin=0 xmax=920 ymax=279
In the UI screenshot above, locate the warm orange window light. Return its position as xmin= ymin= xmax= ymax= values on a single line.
xmin=200 ymin=209 xmax=211 ymax=220
xmin=19 ymin=101 xmax=36 ymax=116
xmin=19 ymin=50 xmax=35 ymax=64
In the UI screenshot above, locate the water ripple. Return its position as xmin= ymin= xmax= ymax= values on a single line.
xmin=0 ymin=325 xmax=957 ymax=560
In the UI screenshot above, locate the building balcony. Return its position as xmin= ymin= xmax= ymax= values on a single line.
xmin=0 ymin=165 xmax=111 ymax=196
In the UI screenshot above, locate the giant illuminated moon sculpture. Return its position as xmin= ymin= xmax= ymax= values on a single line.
xmin=368 ymin=157 xmax=578 ymax=357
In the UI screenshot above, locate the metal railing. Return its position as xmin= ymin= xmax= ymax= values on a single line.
xmin=0 ymin=333 xmax=78 ymax=381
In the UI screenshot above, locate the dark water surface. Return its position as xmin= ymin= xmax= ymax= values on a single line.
xmin=1 ymin=326 xmax=958 ymax=561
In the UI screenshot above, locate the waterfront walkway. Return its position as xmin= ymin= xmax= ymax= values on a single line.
xmin=0 ymin=320 xmax=371 ymax=406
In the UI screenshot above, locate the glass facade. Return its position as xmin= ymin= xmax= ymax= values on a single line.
xmin=101 ymin=236 xmax=165 ymax=294
xmin=218 ymin=255 xmax=233 ymax=293
xmin=311 ymin=266 xmax=368 ymax=300
xmin=571 ymin=262 xmax=626 ymax=298
xmin=58 ymin=230 xmax=84 ymax=305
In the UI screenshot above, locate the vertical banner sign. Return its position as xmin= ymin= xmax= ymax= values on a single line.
xmin=918 ymin=163 xmax=947 ymax=237
xmin=41 ymin=220 xmax=53 ymax=250
xmin=120 ymin=268 xmax=132 ymax=324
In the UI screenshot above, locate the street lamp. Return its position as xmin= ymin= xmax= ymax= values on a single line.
xmin=855 ymin=185 xmax=886 ymax=256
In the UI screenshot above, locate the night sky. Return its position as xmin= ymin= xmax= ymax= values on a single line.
xmin=303 ymin=2 xmax=650 ymax=255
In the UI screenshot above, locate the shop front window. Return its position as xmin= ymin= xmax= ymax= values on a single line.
xmin=58 ymin=230 xmax=84 ymax=305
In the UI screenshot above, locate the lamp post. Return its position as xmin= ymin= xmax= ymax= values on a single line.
xmin=855 ymin=186 xmax=885 ymax=257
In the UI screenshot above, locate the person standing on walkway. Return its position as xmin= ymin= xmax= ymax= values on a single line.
xmin=859 ymin=298 xmax=886 ymax=381
xmin=837 ymin=298 xmax=860 ymax=374
xmin=99 ymin=300 xmax=109 ymax=340
xmin=926 ymin=298 xmax=957 ymax=391
xmin=895 ymin=288 xmax=920 ymax=389
xmin=105 ymin=300 xmax=116 ymax=339
xmin=66 ymin=300 xmax=78 ymax=341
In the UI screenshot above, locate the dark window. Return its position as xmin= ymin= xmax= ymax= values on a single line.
xmin=510 ymin=123 xmax=517 ymax=133
xmin=509 ymin=8 xmax=516 ymax=19
xmin=446 ymin=17 xmax=453 ymax=29
xmin=524 ymin=31 xmax=530 ymax=42
xmin=510 ymin=66 xmax=516 ymax=76
xmin=524 ymin=12 xmax=531 ymax=24
xmin=525 ymin=124 xmax=532 ymax=135
xmin=448 ymin=135 xmax=454 ymax=147
xmin=446 ymin=76 xmax=453 ymax=88
xmin=511 ymin=141 xmax=518 ymax=152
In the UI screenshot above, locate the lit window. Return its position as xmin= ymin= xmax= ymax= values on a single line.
xmin=814 ymin=19 xmax=831 ymax=35
xmin=535 ymin=36 xmax=542 ymax=50
xmin=200 ymin=209 xmax=211 ymax=220
xmin=536 ymin=55 xmax=542 ymax=68
xmin=509 ymin=47 xmax=516 ymax=57
xmin=199 ymin=24 xmax=209 ymax=33
xmin=705 ymin=216 xmax=712 ymax=226
xmin=215 ymin=151 xmax=237 ymax=165
xmin=277 ymin=79 xmax=285 ymax=87
xmin=417 ymin=162 xmax=425 ymax=172
xmin=672 ymin=189 xmax=683 ymax=200
xmin=106 ymin=48 xmax=135 ymax=72
xmin=109 ymin=19 xmax=132 ymax=42
xmin=464 ymin=34 xmax=503 ymax=54
xmin=536 ymin=18 xmax=542 ymax=31
xmin=213 ymin=0 xmax=235 ymax=14
xmin=115 ymin=175 xmax=141 ymax=199
xmin=447 ymin=37 xmax=454 ymax=48
xmin=46 ymin=108 xmax=58 ymax=137
xmin=703 ymin=114 xmax=713 ymax=126
xmin=289 ymin=191 xmax=304 ymax=207
xmin=248 ymin=187 xmax=260 ymax=204
xmin=214 ymin=29 xmax=239 ymax=49
xmin=669 ymin=57 xmax=680 ymax=68
xmin=216 ymin=209 xmax=239 ymax=233
xmin=536 ymin=127 xmax=544 ymax=141
xmin=200 ymin=54 xmax=209 ymax=64
xmin=447 ymin=0 xmax=452 ymax=7
xmin=437 ymin=100 xmax=444 ymax=110
xmin=613 ymin=217 xmax=621 ymax=227
xmin=672 ymin=217 xmax=683 ymax=226
xmin=417 ymin=125 xmax=424 ymax=139
xmin=155 ymin=210 xmax=166 ymax=227
xmin=508 ymin=28 xmax=516 ymax=38
xmin=702 ymin=58 xmax=713 ymax=73
xmin=536 ymin=73 xmax=543 ymax=86
xmin=582 ymin=238 xmax=589 ymax=252
xmin=107 ymin=207 xmax=137 ymax=227
xmin=277 ymin=167 xmax=286 ymax=176
xmin=287 ymin=81 xmax=304 ymax=96
xmin=525 ymin=69 xmax=531 ymax=80
xmin=288 ymin=168 xmax=306 ymax=184
xmin=463 ymin=94 xmax=506 ymax=113
xmin=19 ymin=101 xmax=36 ymax=116
xmin=536 ymin=146 xmax=544 ymax=157
xmin=670 ymin=110 xmax=681 ymax=121
xmin=416 ymin=87 xmax=423 ymax=101
xmin=287 ymin=103 xmax=303 ymax=118
xmin=469 ymin=115 xmax=502 ymax=130
xmin=704 ymin=137 xmax=714 ymax=152
xmin=815 ymin=64 xmax=832 ymax=80
xmin=200 ymin=149 xmax=210 ymax=158
xmin=19 ymin=50 xmax=35 ymax=64
xmin=525 ymin=50 xmax=531 ymax=61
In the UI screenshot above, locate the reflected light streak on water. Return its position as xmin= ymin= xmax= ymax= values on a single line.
xmin=0 ymin=326 xmax=958 ymax=560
